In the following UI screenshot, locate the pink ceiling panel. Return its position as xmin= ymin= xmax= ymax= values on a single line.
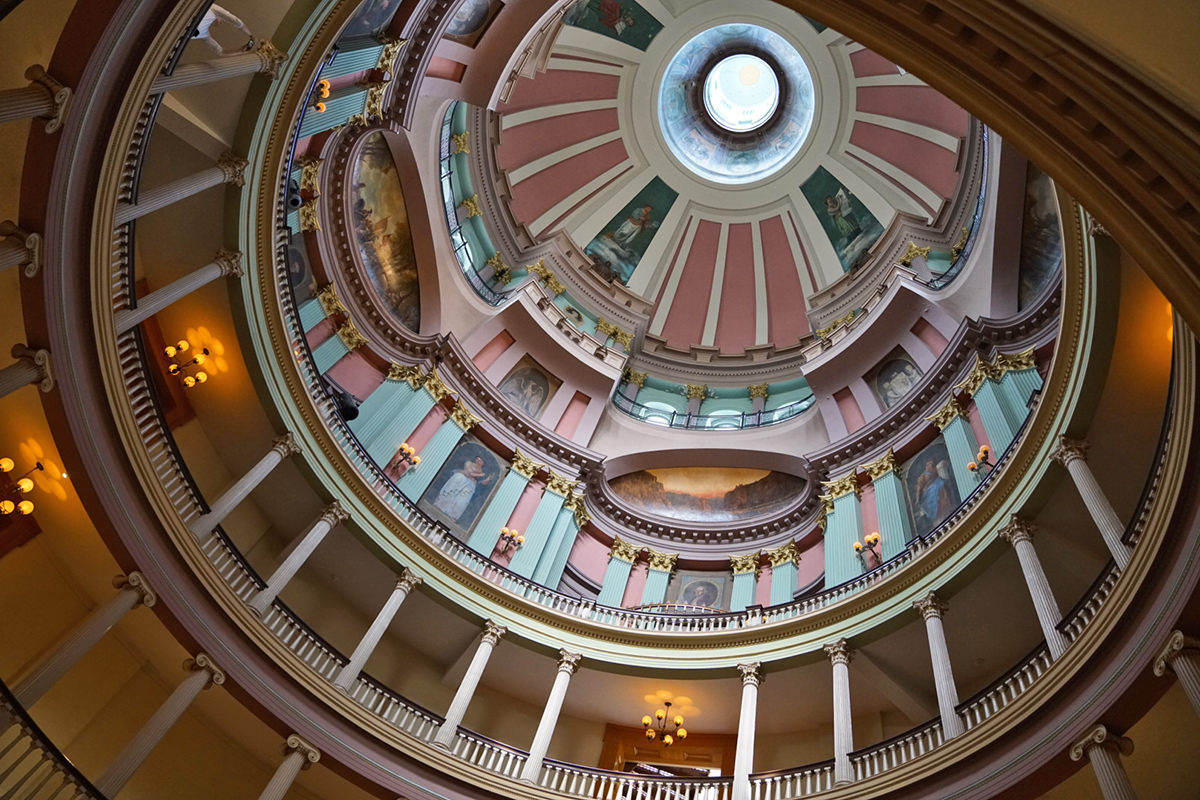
xmin=496 ymin=108 xmax=621 ymax=171
xmin=659 ymin=220 xmax=721 ymax=349
xmin=855 ymin=85 xmax=969 ymax=136
xmin=498 ymin=69 xmax=620 ymax=113
xmin=715 ymin=223 xmax=757 ymax=353
xmin=850 ymin=48 xmax=899 ymax=77
xmin=507 ymin=138 xmax=628 ymax=224
xmin=760 ymin=215 xmax=810 ymax=344
xmin=850 ymin=120 xmax=961 ymax=198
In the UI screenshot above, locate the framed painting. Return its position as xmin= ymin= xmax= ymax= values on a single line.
xmin=800 ymin=165 xmax=885 ymax=272
xmin=496 ymin=354 xmax=561 ymax=419
xmin=867 ymin=348 xmax=923 ymax=409
xmin=902 ymin=438 xmax=961 ymax=538
xmin=416 ymin=435 xmax=505 ymax=537
xmin=607 ymin=467 xmax=803 ymax=523
xmin=442 ymin=0 xmax=503 ymax=46
xmin=666 ymin=571 xmax=731 ymax=611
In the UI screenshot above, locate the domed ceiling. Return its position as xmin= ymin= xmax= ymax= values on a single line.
xmin=492 ymin=0 xmax=972 ymax=357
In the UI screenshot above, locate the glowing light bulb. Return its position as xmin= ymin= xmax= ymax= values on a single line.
xmin=315 ymin=101 xmax=326 ymax=113
xmin=411 ymin=456 xmax=420 ymax=465
xmin=176 ymin=340 xmax=190 ymax=352
xmin=0 ymin=500 xmax=13 ymax=515
xmin=195 ymin=372 xmax=208 ymax=384
xmin=655 ymin=709 xmax=666 ymax=720
xmin=164 ymin=345 xmax=178 ymax=358
xmin=677 ymin=728 xmax=687 ymax=740
xmin=183 ymin=376 xmax=196 ymax=388
xmin=17 ymin=500 xmax=33 ymax=515
xmin=16 ymin=477 xmax=33 ymax=493
xmin=642 ymin=715 xmax=652 ymax=727
xmin=0 ymin=457 xmax=12 ymax=472
xmin=662 ymin=734 xmax=673 ymax=746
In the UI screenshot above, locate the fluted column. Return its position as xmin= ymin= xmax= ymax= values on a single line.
xmin=0 ymin=343 xmax=53 ymax=399
xmin=0 ymin=221 xmax=41 ymax=276
xmin=1050 ymin=437 xmax=1132 ymax=569
xmin=519 ymin=650 xmax=581 ymax=783
xmin=189 ymin=433 xmax=301 ymax=541
xmin=509 ymin=475 xmax=574 ymax=578
xmin=731 ymin=662 xmax=761 ymax=800
xmin=332 ymin=569 xmax=422 ymax=690
xmin=913 ymin=593 xmax=965 ymax=738
xmin=432 ymin=622 xmax=506 ymax=749
xmin=152 ymin=41 xmax=287 ymax=93
xmin=1069 ymin=725 xmax=1136 ymax=800
xmin=396 ymin=404 xmax=479 ymax=499
xmin=821 ymin=474 xmax=862 ymax=588
xmin=94 ymin=654 xmax=224 ymax=795
xmin=998 ymin=517 xmax=1067 ymax=659
xmin=826 ymin=639 xmax=855 ymax=785
xmin=256 ymin=734 xmax=320 ymax=800
xmin=532 ymin=496 xmax=584 ymax=587
xmin=15 ymin=573 xmax=156 ymax=707
xmin=115 ymin=250 xmax=243 ymax=333
xmin=247 ymin=502 xmax=348 ymax=616
xmin=729 ymin=554 xmax=759 ymax=612
xmin=0 ymin=65 xmax=71 ymax=132
xmin=466 ymin=451 xmax=539 ymax=554
xmin=596 ymin=537 xmax=639 ymax=606
xmin=767 ymin=543 xmax=800 ymax=606
xmin=115 ymin=152 xmax=248 ymax=225
xmin=1153 ymin=630 xmax=1200 ymax=717
xmin=928 ymin=396 xmax=981 ymax=499
xmin=639 ymin=549 xmax=678 ymax=606
xmin=352 ymin=365 xmax=423 ymax=446
xmin=862 ymin=450 xmax=914 ymax=558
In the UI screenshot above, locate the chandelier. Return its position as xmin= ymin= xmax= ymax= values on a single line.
xmin=641 ymin=701 xmax=687 ymax=746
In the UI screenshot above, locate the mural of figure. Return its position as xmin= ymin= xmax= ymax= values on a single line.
xmin=608 ymin=204 xmax=657 ymax=249
xmin=432 ymin=455 xmax=494 ymax=521
xmin=913 ymin=457 xmax=954 ymax=533
xmin=876 ymin=357 xmax=923 ymax=408
xmin=682 ymin=580 xmax=719 ymax=608
xmin=825 ymin=190 xmax=862 ymax=246
xmin=497 ymin=359 xmax=558 ymax=419
xmin=190 ymin=4 xmax=255 ymax=56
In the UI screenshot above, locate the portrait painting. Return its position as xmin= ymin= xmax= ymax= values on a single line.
xmin=800 ymin=166 xmax=885 ymax=272
xmin=417 ymin=436 xmax=504 ymax=536
xmin=667 ymin=571 xmax=731 ymax=611
xmin=350 ymin=132 xmax=421 ymax=332
xmin=869 ymin=349 xmax=924 ymax=409
xmin=341 ymin=0 xmax=400 ymax=37
xmin=608 ymin=467 xmax=804 ymax=523
xmin=442 ymin=0 xmax=502 ymax=46
xmin=561 ymin=0 xmax=664 ymax=51
xmin=1017 ymin=163 xmax=1063 ymax=310
xmin=584 ymin=176 xmax=678 ymax=285
xmin=902 ymin=439 xmax=961 ymax=538
xmin=496 ymin=355 xmax=561 ymax=420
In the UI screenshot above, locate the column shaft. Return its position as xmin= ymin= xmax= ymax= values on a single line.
xmin=973 ymin=380 xmax=1019 ymax=452
xmin=731 ymin=666 xmax=760 ymax=800
xmin=248 ymin=507 xmax=342 ymax=616
xmin=1013 ymin=537 xmax=1067 ymax=659
xmin=0 ymin=358 xmax=42 ymax=399
xmin=769 ymin=561 xmax=798 ymax=606
xmin=312 ymin=334 xmax=350 ymax=374
xmin=115 ymin=164 xmax=233 ymax=224
xmin=519 ymin=653 xmax=579 ymax=783
xmin=365 ymin=387 xmax=436 ymax=463
xmin=832 ymin=658 xmax=854 ymax=784
xmin=153 ymin=51 xmax=273 ymax=93
xmin=508 ymin=489 xmax=567 ymax=577
xmin=465 ymin=467 xmax=530 ymax=553
xmin=433 ymin=623 xmax=505 ymax=748
xmin=1064 ymin=459 xmax=1131 ymax=569
xmin=0 ymin=236 xmax=30 ymax=271
xmin=189 ymin=436 xmax=296 ymax=540
xmin=256 ymin=751 xmax=305 ymax=800
xmin=824 ymin=492 xmax=863 ymax=588
xmin=941 ymin=417 xmax=981 ymax=499
xmin=396 ymin=416 xmax=465 ymax=498
xmin=0 ymin=85 xmax=54 ymax=123
xmin=531 ymin=505 xmax=577 ymax=586
xmin=596 ymin=556 xmax=634 ymax=606
xmin=730 ymin=570 xmax=757 ymax=612
xmin=115 ymin=254 xmax=239 ymax=333
xmin=639 ymin=567 xmax=673 ymax=606
xmin=297 ymin=296 xmax=325 ymax=332
xmin=1171 ymin=653 xmax=1200 ymax=716
xmin=332 ymin=573 xmax=419 ymax=689
xmin=873 ymin=470 xmax=915 ymax=555
xmin=1085 ymin=745 xmax=1137 ymax=800
xmin=923 ymin=614 xmax=965 ymax=738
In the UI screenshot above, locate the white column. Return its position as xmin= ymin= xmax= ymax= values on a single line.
xmin=997 ymin=516 xmax=1068 ymax=658
xmin=256 ymin=734 xmax=320 ymax=800
xmin=433 ymin=621 xmax=506 ymax=749
xmin=519 ymin=650 xmax=581 ymax=783
xmin=0 ymin=220 xmax=41 ymax=276
xmin=0 ymin=344 xmax=53 ymax=399
xmin=1153 ymin=630 xmax=1200 ymax=717
xmin=94 ymin=654 xmax=224 ymax=795
xmin=0 ymin=66 xmax=71 ymax=132
xmin=14 ymin=572 xmax=155 ymax=707
xmin=913 ymin=592 xmax=965 ymax=738
xmin=825 ymin=638 xmax=855 ymax=785
xmin=189 ymin=433 xmax=300 ymax=541
xmin=731 ymin=662 xmax=762 ymax=800
xmin=1069 ymin=724 xmax=1136 ymax=800
xmin=115 ymin=152 xmax=248 ymax=225
xmin=1050 ymin=437 xmax=1133 ymax=569
xmin=152 ymin=42 xmax=287 ymax=92
xmin=247 ymin=502 xmax=348 ymax=616
xmin=332 ymin=569 xmax=422 ymax=690
xmin=115 ymin=250 xmax=243 ymax=333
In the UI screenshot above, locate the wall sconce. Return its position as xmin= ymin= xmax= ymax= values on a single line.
xmin=498 ymin=527 xmax=523 ymax=556
xmin=394 ymin=442 xmax=420 ymax=469
xmin=854 ymin=532 xmax=881 ymax=565
xmin=0 ymin=458 xmax=44 ymax=516
xmin=314 ymin=79 xmax=330 ymax=112
xmin=967 ymin=445 xmax=992 ymax=478
xmin=642 ymin=700 xmax=687 ymax=746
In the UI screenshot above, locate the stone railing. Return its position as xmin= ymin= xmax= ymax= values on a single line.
xmin=0 ymin=680 xmax=106 ymax=800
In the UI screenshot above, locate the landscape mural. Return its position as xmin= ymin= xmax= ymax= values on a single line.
xmin=350 ymin=132 xmax=421 ymax=332
xmin=417 ymin=435 xmax=505 ymax=538
xmin=800 ymin=165 xmax=885 ymax=272
xmin=561 ymin=0 xmax=663 ymax=51
xmin=608 ymin=467 xmax=804 ymax=523
xmin=584 ymin=177 xmax=678 ymax=285
xmin=666 ymin=571 xmax=731 ymax=611
xmin=497 ymin=354 xmax=561 ymax=420
xmin=1017 ymin=163 xmax=1063 ymax=309
xmin=902 ymin=439 xmax=960 ymax=538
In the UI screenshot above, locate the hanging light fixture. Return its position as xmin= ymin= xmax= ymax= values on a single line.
xmin=642 ymin=701 xmax=687 ymax=746
xmin=163 ymin=336 xmax=211 ymax=388
xmin=0 ymin=459 xmax=43 ymax=516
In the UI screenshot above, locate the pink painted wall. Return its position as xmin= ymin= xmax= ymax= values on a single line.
xmin=567 ymin=531 xmax=611 ymax=584
xmin=761 ymin=215 xmax=809 ymax=343
xmin=508 ymin=139 xmax=628 ymax=224
xmin=855 ymin=86 xmax=969 ymax=136
xmin=408 ymin=405 xmax=448 ymax=453
xmin=715 ymin=223 xmax=757 ymax=352
xmin=496 ymin=109 xmax=620 ymax=169
xmin=650 ymin=215 xmax=694 ymax=307
xmin=850 ymin=48 xmax=899 ymax=77
xmin=505 ymin=482 xmax=542 ymax=532
xmin=473 ymin=329 xmax=515 ymax=373
xmin=796 ymin=539 xmax=825 ymax=589
xmin=755 ymin=569 xmax=772 ymax=608
xmin=327 ymin=351 xmax=384 ymax=400
xmin=621 ymin=560 xmax=648 ymax=608
xmin=834 ymin=387 xmax=867 ymax=432
xmin=553 ymin=391 xmax=590 ymax=439
xmin=786 ymin=210 xmax=821 ymax=292
xmin=426 ymin=56 xmax=466 ymax=82
xmin=305 ymin=318 xmax=336 ymax=349
xmin=499 ymin=69 xmax=620 ymax=112
xmin=859 ymin=483 xmax=879 ymax=540
xmin=911 ymin=317 xmax=949 ymax=358
xmin=849 ymin=121 xmax=961 ymax=199
xmin=966 ymin=402 xmax=991 ymax=452
xmin=660 ymin=221 xmax=721 ymax=347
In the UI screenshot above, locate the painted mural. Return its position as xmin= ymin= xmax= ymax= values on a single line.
xmin=342 ymin=0 xmax=400 ymax=37
xmin=666 ymin=571 xmax=731 ymax=611
xmin=442 ymin=0 xmax=502 ymax=46
xmin=608 ymin=467 xmax=804 ymax=523
xmin=800 ymin=166 xmax=885 ymax=272
xmin=350 ymin=132 xmax=421 ymax=332
xmin=902 ymin=439 xmax=960 ymax=538
xmin=561 ymin=0 xmax=663 ymax=51
xmin=869 ymin=348 xmax=924 ymax=409
xmin=584 ymin=177 xmax=678 ymax=285
xmin=497 ymin=354 xmax=561 ymax=419
xmin=1017 ymin=163 xmax=1063 ymax=310
xmin=417 ymin=435 xmax=505 ymax=537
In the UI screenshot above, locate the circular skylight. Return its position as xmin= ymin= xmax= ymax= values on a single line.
xmin=658 ymin=24 xmax=815 ymax=184
xmin=703 ymin=54 xmax=780 ymax=133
